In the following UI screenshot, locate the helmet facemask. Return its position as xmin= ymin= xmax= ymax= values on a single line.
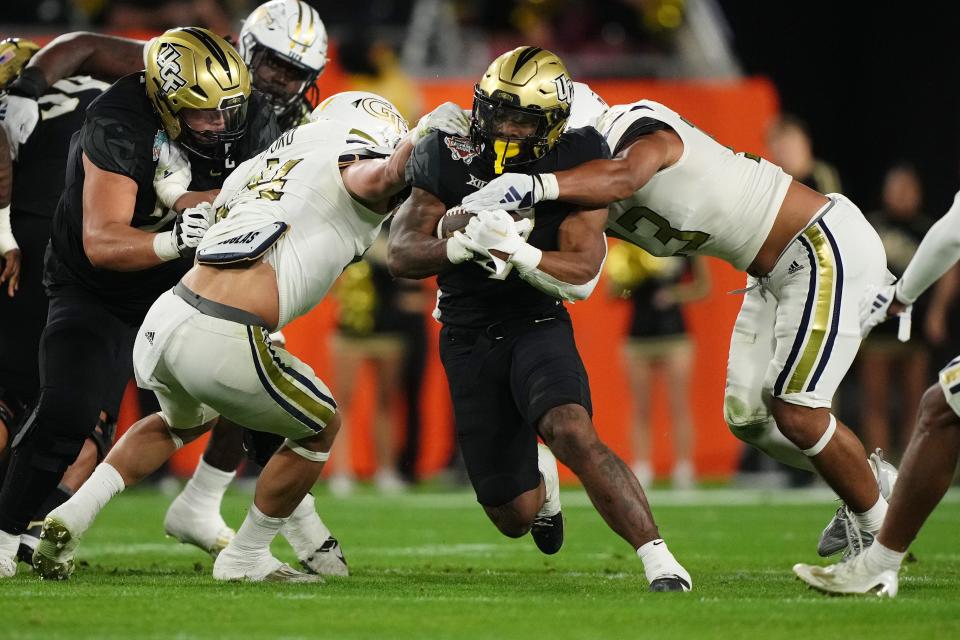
xmin=471 ymin=88 xmax=566 ymax=174
xmin=247 ymin=45 xmax=321 ymax=118
xmin=175 ymin=96 xmax=249 ymax=160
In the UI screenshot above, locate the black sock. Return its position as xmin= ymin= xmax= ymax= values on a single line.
xmin=0 ymin=438 xmax=65 ymax=535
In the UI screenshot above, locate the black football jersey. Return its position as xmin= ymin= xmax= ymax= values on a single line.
xmin=11 ymin=76 xmax=109 ymax=218
xmin=407 ymin=127 xmax=610 ymax=329
xmin=45 ymin=73 xmax=280 ymax=323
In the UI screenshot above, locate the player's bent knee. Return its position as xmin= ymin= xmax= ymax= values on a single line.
xmin=539 ymin=404 xmax=593 ymax=449
xmin=918 ymin=385 xmax=960 ymax=435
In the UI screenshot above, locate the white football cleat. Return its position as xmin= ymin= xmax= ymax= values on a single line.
xmin=164 ymin=493 xmax=235 ymax=558
xmin=0 ymin=554 xmax=16 ymax=578
xmin=818 ymin=449 xmax=897 ymax=557
xmin=794 ymin=552 xmax=899 ymax=597
xmin=280 ymin=494 xmax=349 ymax=577
xmin=212 ymin=544 xmax=323 ymax=583
xmin=33 ymin=516 xmax=79 ymax=580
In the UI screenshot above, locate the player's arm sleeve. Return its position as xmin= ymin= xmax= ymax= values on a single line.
xmin=79 ymin=109 xmax=153 ymax=182
xmin=405 ymin=133 xmax=443 ymax=198
xmin=896 ymin=191 xmax=960 ymax=304
xmin=610 ymin=116 xmax=671 ymax=156
xmin=0 ymin=95 xmax=39 ymax=161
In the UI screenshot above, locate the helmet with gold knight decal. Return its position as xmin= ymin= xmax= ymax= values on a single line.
xmin=0 ymin=38 xmax=40 ymax=89
xmin=470 ymin=46 xmax=574 ymax=174
xmin=145 ymin=27 xmax=251 ymax=159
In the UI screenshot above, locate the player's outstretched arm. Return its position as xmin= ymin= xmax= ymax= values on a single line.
xmin=81 ymin=154 xmax=209 ymax=271
xmin=897 ymin=190 xmax=960 ymax=304
xmin=0 ymin=125 xmax=20 ymax=297
xmin=8 ymin=33 xmax=146 ymax=99
xmin=387 ymin=186 xmax=472 ymax=279
xmin=341 ymin=136 xmax=415 ymax=211
xmin=462 ymin=131 xmax=676 ymax=212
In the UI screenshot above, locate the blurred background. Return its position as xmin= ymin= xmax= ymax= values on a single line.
xmin=4 ymin=0 xmax=959 ymax=491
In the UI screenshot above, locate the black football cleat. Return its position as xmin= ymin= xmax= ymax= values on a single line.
xmin=530 ymin=511 xmax=564 ymax=555
xmin=648 ymin=575 xmax=692 ymax=592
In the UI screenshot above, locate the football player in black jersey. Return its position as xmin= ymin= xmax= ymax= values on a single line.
xmin=0 ymin=37 xmax=114 ymax=564
xmin=0 ymin=28 xmax=282 ymax=579
xmin=387 ymin=47 xmax=692 ymax=592
xmin=0 ymin=21 xmax=353 ymax=577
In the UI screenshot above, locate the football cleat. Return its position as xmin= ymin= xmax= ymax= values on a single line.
xmin=531 ymin=443 xmax=563 ymax=555
xmin=163 ymin=493 xmax=235 ymax=558
xmin=817 ymin=449 xmax=897 ymax=557
xmin=0 ymin=555 xmax=15 ymax=578
xmin=793 ymin=552 xmax=898 ymax=597
xmin=649 ymin=574 xmax=692 ymax=592
xmin=212 ymin=544 xmax=323 ymax=583
xmin=33 ymin=516 xmax=78 ymax=580
xmin=298 ymin=536 xmax=349 ymax=577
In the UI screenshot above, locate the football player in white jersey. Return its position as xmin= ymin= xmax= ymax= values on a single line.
xmin=30 ymin=92 xmax=462 ymax=582
xmin=793 ymin=190 xmax=960 ymax=597
xmin=462 ymin=94 xmax=897 ymax=560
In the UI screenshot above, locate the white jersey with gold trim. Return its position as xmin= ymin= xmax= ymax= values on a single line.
xmin=598 ymin=99 xmax=792 ymax=271
xmin=204 ymin=119 xmax=389 ymax=328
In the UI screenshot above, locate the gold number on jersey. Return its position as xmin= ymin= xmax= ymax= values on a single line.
xmin=245 ymin=157 xmax=303 ymax=201
xmin=613 ymin=206 xmax=710 ymax=255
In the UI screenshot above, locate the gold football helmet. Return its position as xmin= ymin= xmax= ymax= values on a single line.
xmin=471 ymin=46 xmax=574 ymax=174
xmin=0 ymin=38 xmax=40 ymax=89
xmin=145 ymin=27 xmax=251 ymax=159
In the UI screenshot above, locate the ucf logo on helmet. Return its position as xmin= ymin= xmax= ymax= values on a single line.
xmin=157 ymin=43 xmax=187 ymax=94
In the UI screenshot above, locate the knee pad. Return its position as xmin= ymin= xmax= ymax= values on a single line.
xmin=91 ymin=415 xmax=117 ymax=462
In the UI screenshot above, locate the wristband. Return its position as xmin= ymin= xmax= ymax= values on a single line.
xmin=509 ymin=242 xmax=542 ymax=271
xmin=893 ymin=279 xmax=916 ymax=306
xmin=539 ymin=173 xmax=560 ymax=201
xmin=7 ymin=67 xmax=48 ymax=99
xmin=0 ymin=204 xmax=18 ymax=254
xmin=152 ymin=230 xmax=180 ymax=262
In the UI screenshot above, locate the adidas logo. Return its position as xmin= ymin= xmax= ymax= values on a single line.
xmin=144 ymin=331 xmax=155 ymax=345
xmin=787 ymin=260 xmax=804 ymax=275
xmin=501 ymin=186 xmax=523 ymax=204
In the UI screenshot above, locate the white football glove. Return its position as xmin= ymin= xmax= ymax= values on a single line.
xmin=153 ymin=139 xmax=192 ymax=210
xmin=860 ymin=283 xmax=912 ymax=341
xmin=461 ymin=172 xmax=559 ymax=213
xmin=0 ymin=94 xmax=40 ymax=161
xmin=152 ymin=203 xmax=214 ymax=261
xmin=412 ymin=102 xmax=471 ymax=144
xmin=454 ymin=210 xmax=532 ymax=276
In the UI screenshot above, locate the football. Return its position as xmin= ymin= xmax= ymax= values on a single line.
xmin=438 ymin=206 xmax=476 ymax=238
xmin=438 ymin=207 xmax=526 ymax=239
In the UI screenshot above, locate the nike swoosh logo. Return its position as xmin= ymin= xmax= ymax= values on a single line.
xmin=652 ymin=540 xmax=664 ymax=546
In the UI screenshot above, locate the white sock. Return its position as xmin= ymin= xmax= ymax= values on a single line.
xmin=864 ymin=540 xmax=906 ymax=573
xmin=852 ymin=497 xmax=888 ymax=533
xmin=231 ymin=504 xmax=286 ymax=555
xmin=0 ymin=530 xmax=19 ymax=559
xmin=637 ymin=538 xmax=688 ymax=585
xmin=283 ymin=494 xmax=332 ymax=558
xmin=179 ymin=458 xmax=235 ymax=510
xmin=53 ymin=463 xmax=125 ymax=536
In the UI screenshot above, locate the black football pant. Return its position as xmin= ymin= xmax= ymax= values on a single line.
xmin=0 ymin=290 xmax=134 ymax=535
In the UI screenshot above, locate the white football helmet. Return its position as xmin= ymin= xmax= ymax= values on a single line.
xmin=566 ymin=82 xmax=609 ymax=130
xmin=239 ymin=0 xmax=328 ymax=118
xmin=310 ymin=91 xmax=409 ymax=156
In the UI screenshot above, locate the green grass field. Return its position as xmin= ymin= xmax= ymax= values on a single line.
xmin=2 ymin=485 xmax=959 ymax=639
